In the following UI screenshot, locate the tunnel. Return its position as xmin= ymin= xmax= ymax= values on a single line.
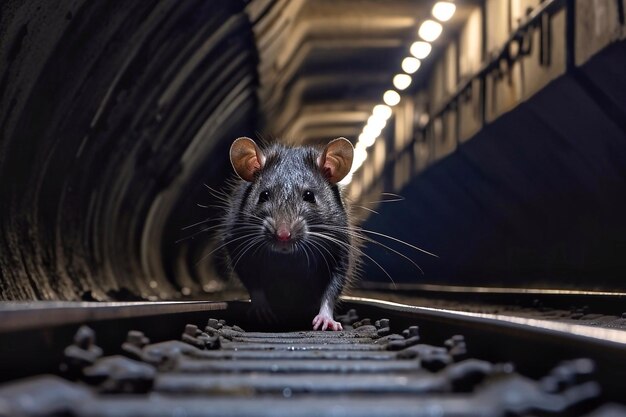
xmin=2 ymin=0 xmax=625 ymax=302
xmin=3 ymin=1 xmax=626 ymax=415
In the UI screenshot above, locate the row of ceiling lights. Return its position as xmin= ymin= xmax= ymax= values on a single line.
xmin=343 ymin=1 xmax=457 ymax=184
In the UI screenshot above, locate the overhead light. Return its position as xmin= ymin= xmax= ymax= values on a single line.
xmin=359 ymin=132 xmax=376 ymax=148
xmin=401 ymin=57 xmax=421 ymax=74
xmin=353 ymin=143 xmax=368 ymax=170
xmin=410 ymin=41 xmax=432 ymax=59
xmin=418 ymin=20 xmax=443 ymax=42
xmin=363 ymin=124 xmax=382 ymax=138
xmin=393 ymin=74 xmax=412 ymax=90
xmin=339 ymin=172 xmax=353 ymax=185
xmin=383 ymin=90 xmax=401 ymax=106
xmin=351 ymin=159 xmax=364 ymax=173
xmin=373 ymin=104 xmax=392 ymax=120
xmin=367 ymin=115 xmax=387 ymax=130
xmin=432 ymin=1 xmax=456 ymax=22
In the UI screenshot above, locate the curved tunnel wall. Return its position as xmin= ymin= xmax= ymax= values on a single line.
xmin=0 ymin=1 xmax=259 ymax=300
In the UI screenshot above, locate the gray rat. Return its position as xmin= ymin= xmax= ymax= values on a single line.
xmin=222 ymin=137 xmax=356 ymax=331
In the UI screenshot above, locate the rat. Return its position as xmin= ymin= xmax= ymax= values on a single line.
xmin=221 ymin=137 xmax=357 ymax=331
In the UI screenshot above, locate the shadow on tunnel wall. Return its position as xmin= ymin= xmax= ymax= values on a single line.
xmin=0 ymin=1 xmax=259 ymax=300
xmin=362 ymin=40 xmax=626 ymax=291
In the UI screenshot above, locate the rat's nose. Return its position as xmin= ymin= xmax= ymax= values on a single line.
xmin=276 ymin=226 xmax=291 ymax=242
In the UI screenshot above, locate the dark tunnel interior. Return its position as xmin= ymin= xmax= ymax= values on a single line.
xmin=1 ymin=0 xmax=626 ymax=302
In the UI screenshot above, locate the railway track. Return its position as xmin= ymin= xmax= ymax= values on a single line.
xmin=1 ymin=297 xmax=626 ymax=416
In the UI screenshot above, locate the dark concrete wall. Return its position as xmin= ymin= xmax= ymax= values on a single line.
xmin=363 ymin=40 xmax=626 ymax=291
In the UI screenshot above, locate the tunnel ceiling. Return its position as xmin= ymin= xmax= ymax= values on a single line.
xmin=250 ymin=0 xmax=475 ymax=144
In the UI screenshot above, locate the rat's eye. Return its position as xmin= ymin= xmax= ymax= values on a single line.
xmin=258 ymin=190 xmax=270 ymax=204
xmin=303 ymin=190 xmax=316 ymax=203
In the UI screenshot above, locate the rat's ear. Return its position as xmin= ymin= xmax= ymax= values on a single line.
xmin=230 ymin=137 xmax=266 ymax=182
xmin=318 ymin=137 xmax=354 ymax=184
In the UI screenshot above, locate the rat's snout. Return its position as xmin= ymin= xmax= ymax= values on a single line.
xmin=276 ymin=223 xmax=292 ymax=242
xmin=264 ymin=217 xmax=303 ymax=253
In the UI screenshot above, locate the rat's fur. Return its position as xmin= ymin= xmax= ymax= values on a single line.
xmin=222 ymin=142 xmax=359 ymax=328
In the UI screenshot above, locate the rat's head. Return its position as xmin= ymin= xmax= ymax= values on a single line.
xmin=229 ymin=137 xmax=354 ymax=254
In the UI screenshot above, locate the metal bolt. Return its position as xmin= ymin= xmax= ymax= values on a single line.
xmin=126 ymin=330 xmax=148 ymax=347
xmin=74 ymin=326 xmax=96 ymax=349
xmin=541 ymin=375 xmax=560 ymax=393
xmin=571 ymin=358 xmax=595 ymax=376
xmin=407 ymin=326 xmax=419 ymax=338
xmin=184 ymin=324 xmax=198 ymax=336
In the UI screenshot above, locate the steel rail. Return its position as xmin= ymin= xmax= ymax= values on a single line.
xmin=0 ymin=301 xmax=228 ymax=333
xmin=357 ymin=282 xmax=626 ymax=297
xmin=342 ymin=296 xmax=626 ymax=347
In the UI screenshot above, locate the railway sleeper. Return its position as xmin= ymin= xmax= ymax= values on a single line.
xmin=1 ymin=309 xmax=625 ymax=417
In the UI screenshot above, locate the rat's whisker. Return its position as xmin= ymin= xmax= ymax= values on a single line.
xmin=196 ymin=233 xmax=260 ymax=265
xmin=175 ymin=223 xmax=224 ymax=244
xmin=181 ymin=217 xmax=222 ymax=231
xmin=306 ymin=238 xmax=334 ymax=278
xmin=308 ymin=231 xmax=396 ymax=288
xmin=372 ymin=192 xmax=406 ymax=203
xmin=352 ymin=205 xmax=380 ymax=215
xmin=313 ymin=224 xmax=437 ymax=258
xmin=356 ymin=228 xmax=437 ymax=258
xmin=177 ymin=223 xmax=260 ymax=244
xmin=231 ymin=237 xmax=264 ymax=271
xmin=310 ymin=225 xmax=424 ymax=274
xmin=203 ymin=184 xmax=232 ymax=202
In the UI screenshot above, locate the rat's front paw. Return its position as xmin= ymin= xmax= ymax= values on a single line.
xmin=312 ymin=314 xmax=343 ymax=331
